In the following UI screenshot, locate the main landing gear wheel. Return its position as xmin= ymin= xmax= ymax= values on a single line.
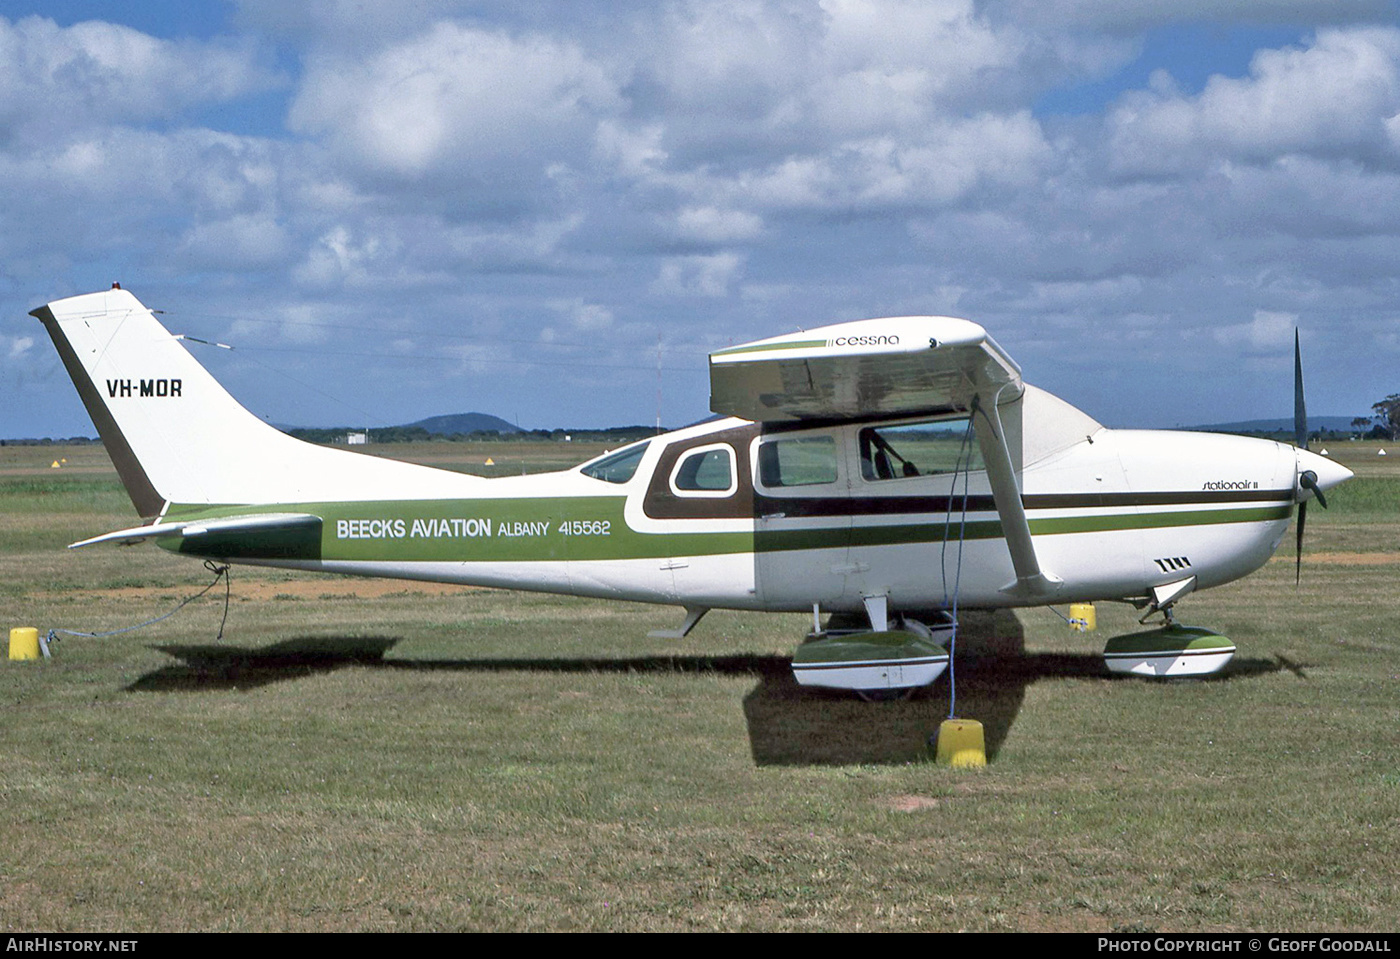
xmin=791 ymin=616 xmax=954 ymax=700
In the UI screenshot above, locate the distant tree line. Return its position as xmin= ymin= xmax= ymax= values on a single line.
xmin=0 ymin=436 xmax=100 ymax=446
xmin=1224 ymin=427 xmax=1378 ymax=444
xmin=1362 ymin=395 xmax=1400 ymax=441
xmin=1228 ymin=395 xmax=1400 ymax=443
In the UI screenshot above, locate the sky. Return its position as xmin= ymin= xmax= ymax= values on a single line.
xmin=3 ymin=0 xmax=1400 ymax=437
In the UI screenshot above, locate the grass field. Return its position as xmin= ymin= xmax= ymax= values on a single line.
xmin=1 ymin=438 xmax=1397 ymax=931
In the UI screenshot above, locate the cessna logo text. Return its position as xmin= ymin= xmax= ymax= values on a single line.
xmin=106 ymin=378 xmax=182 ymax=398
xmin=1202 ymin=479 xmax=1258 ymax=490
xmin=830 ymin=334 xmax=899 ymax=347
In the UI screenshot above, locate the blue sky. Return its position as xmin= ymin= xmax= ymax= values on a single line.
xmin=3 ymin=0 xmax=1400 ymax=437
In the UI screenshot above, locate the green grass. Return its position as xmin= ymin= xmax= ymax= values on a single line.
xmin=0 ymin=442 xmax=1397 ymax=931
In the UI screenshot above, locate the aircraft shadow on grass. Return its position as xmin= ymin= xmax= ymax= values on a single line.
xmin=130 ymin=609 xmax=1289 ymax=767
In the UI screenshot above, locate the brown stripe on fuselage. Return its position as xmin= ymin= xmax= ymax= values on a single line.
xmin=642 ymin=422 xmax=759 ymax=521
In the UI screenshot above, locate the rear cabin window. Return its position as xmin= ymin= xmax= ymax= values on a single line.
xmin=671 ymin=446 xmax=735 ymax=495
xmin=580 ymin=442 xmax=649 ymax=484
xmin=859 ymin=419 xmax=981 ymax=481
xmin=757 ymin=435 xmax=838 ymax=488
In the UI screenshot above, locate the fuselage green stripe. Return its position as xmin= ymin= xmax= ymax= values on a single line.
xmin=161 ymin=499 xmax=1292 ymax=562
xmin=710 ymin=339 xmax=829 ymax=357
xmin=1028 ymin=504 xmax=1292 ymax=536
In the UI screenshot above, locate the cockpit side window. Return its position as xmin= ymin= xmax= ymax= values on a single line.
xmin=580 ymin=442 xmax=650 ymax=484
xmin=671 ymin=445 xmax=736 ymax=496
xmin=757 ymin=435 xmax=838 ymax=488
xmin=859 ymin=418 xmax=981 ymax=481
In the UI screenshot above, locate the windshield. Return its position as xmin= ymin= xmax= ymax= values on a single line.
xmin=579 ymin=442 xmax=650 ymax=484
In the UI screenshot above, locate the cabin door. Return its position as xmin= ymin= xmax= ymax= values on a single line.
xmin=751 ymin=429 xmax=854 ymax=610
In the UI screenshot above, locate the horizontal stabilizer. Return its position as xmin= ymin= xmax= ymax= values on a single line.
xmin=70 ymin=512 xmax=322 ymax=549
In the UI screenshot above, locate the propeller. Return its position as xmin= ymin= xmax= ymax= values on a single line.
xmin=1294 ymin=330 xmax=1327 ymax=584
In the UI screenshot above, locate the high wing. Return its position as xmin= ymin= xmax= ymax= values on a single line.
xmin=709 ymin=317 xmax=1058 ymax=599
xmin=708 ymin=316 xmax=1021 ymax=423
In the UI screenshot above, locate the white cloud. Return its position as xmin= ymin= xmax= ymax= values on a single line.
xmin=1208 ymin=154 xmax=1400 ymax=239
xmin=549 ymin=298 xmax=615 ymax=331
xmin=1214 ymin=310 xmax=1299 ymax=350
xmin=441 ymin=341 xmax=504 ymax=378
xmin=437 ymin=213 xmax=586 ymax=270
xmin=817 ymin=0 xmax=1025 ymax=122
xmin=292 ymin=225 xmax=386 ymax=290
xmin=594 ymin=120 xmax=668 ymax=177
xmin=719 ymin=110 xmax=1051 ymax=210
xmin=629 ymin=0 xmax=1062 ymax=159
xmin=288 ymin=22 xmax=621 ymax=181
xmin=0 ymin=127 xmax=298 ymax=280
xmin=673 ymin=206 xmax=765 ymax=243
xmin=986 ymin=0 xmax=1395 ymax=32
xmin=0 ymin=16 xmax=275 ymax=143
xmin=1025 ymin=275 xmax=1147 ymax=311
xmin=639 ymin=0 xmax=815 ymax=122
xmin=232 ymin=1 xmax=419 ymax=39
xmin=275 ymin=304 xmax=334 ymax=345
xmin=652 ymin=253 xmax=745 ymax=297
xmin=178 ymin=213 xmax=291 ymax=271
xmin=1109 ymin=28 xmax=1400 ymax=174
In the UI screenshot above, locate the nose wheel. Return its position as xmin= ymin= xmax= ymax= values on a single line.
xmin=1105 ymin=623 xmax=1235 ymax=678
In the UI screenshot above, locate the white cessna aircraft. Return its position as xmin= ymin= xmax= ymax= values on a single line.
xmin=32 ymin=286 xmax=1351 ymax=696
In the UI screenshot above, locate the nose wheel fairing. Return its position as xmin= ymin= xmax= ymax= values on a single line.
xmin=1103 ymin=625 xmax=1235 ymax=678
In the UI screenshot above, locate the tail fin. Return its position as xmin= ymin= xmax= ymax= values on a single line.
xmin=32 ymin=287 xmax=475 ymax=516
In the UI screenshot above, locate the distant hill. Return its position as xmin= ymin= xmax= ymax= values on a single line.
xmin=282 ymin=414 xmax=657 ymax=445
xmin=1188 ymin=416 xmax=1363 ymax=434
xmin=402 ymin=412 xmax=521 ymax=435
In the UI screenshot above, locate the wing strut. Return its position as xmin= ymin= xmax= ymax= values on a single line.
xmin=972 ymin=385 xmax=1062 ymax=599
